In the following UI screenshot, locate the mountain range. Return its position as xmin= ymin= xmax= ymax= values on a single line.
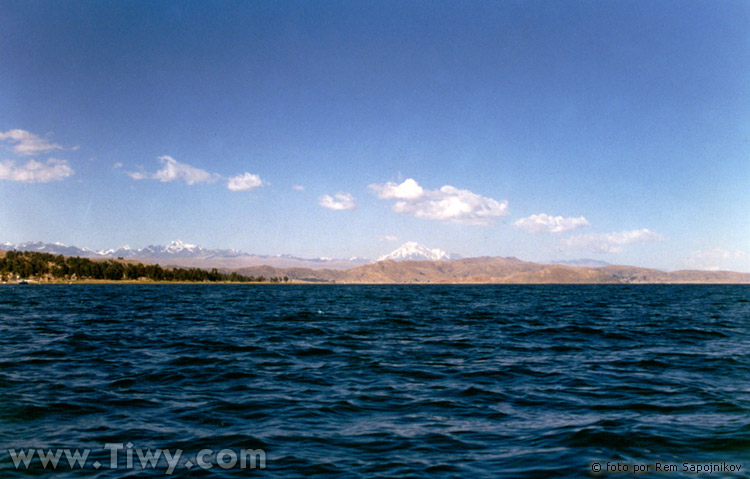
xmin=4 ymin=240 xmax=749 ymax=283
xmin=1 ymin=240 xmax=463 ymax=270
xmin=231 ymin=258 xmax=750 ymax=284
xmin=0 ymin=240 xmax=371 ymax=270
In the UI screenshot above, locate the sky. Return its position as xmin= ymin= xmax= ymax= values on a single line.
xmin=1 ymin=0 xmax=749 ymax=271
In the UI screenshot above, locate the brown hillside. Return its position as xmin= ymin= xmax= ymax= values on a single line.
xmin=230 ymin=257 xmax=750 ymax=284
xmin=499 ymin=265 xmax=619 ymax=284
xmin=667 ymin=270 xmax=750 ymax=284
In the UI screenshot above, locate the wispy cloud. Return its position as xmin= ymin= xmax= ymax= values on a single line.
xmin=126 ymin=170 xmax=147 ymax=180
xmin=370 ymin=178 xmax=508 ymax=225
xmin=0 ymin=158 xmax=74 ymax=183
xmin=0 ymin=129 xmax=63 ymax=156
xmin=379 ymin=235 xmax=398 ymax=241
xmin=514 ymin=213 xmax=589 ymax=233
xmin=562 ymin=229 xmax=663 ymax=253
xmin=683 ymin=248 xmax=747 ymax=271
xmin=227 ymin=172 xmax=263 ymax=191
xmin=291 ymin=185 xmax=305 ymax=191
xmin=126 ymin=156 xmax=264 ymax=191
xmin=319 ymin=192 xmax=356 ymax=211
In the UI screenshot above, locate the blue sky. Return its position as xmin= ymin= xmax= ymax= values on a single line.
xmin=1 ymin=1 xmax=749 ymax=271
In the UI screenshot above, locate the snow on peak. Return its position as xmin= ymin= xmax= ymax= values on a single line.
xmin=165 ymin=240 xmax=197 ymax=253
xmin=95 ymin=244 xmax=133 ymax=255
xmin=377 ymin=242 xmax=460 ymax=262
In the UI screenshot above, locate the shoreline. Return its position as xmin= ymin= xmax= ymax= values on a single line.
xmin=3 ymin=280 xmax=750 ymax=286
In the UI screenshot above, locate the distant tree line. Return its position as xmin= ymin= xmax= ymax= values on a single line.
xmin=0 ymin=250 xmax=289 ymax=283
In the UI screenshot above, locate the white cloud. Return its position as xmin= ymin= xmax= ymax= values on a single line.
xmin=379 ymin=235 xmax=398 ymax=241
xmin=369 ymin=178 xmax=508 ymax=225
xmin=319 ymin=192 xmax=356 ymax=211
xmin=370 ymin=178 xmax=424 ymax=200
xmin=0 ymin=129 xmax=74 ymax=183
xmin=562 ymin=229 xmax=663 ymax=253
xmin=113 ymin=162 xmax=123 ymax=169
xmin=0 ymin=129 xmax=63 ymax=156
xmin=227 ymin=172 xmax=263 ymax=191
xmin=153 ymin=155 xmax=218 ymax=185
xmin=0 ymin=158 xmax=74 ymax=183
xmin=126 ymin=170 xmax=147 ymax=180
xmin=126 ymin=156 xmax=265 ymax=191
xmin=514 ymin=213 xmax=590 ymax=233
xmin=292 ymin=185 xmax=305 ymax=191
xmin=126 ymin=156 xmax=220 ymax=185
xmin=683 ymin=248 xmax=747 ymax=271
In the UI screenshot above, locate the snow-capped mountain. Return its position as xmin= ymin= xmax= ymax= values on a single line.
xmin=97 ymin=245 xmax=135 ymax=257
xmin=377 ymin=242 xmax=461 ymax=262
xmin=0 ymin=240 xmax=372 ymax=270
xmin=3 ymin=240 xmax=247 ymax=259
xmin=1 ymin=241 xmax=97 ymax=257
xmin=3 ymin=239 xmax=460 ymax=265
xmin=116 ymin=240 xmax=247 ymax=259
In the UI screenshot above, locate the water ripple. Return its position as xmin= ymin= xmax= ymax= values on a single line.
xmin=1 ymin=284 xmax=749 ymax=477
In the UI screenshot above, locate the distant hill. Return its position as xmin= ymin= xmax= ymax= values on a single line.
xmin=549 ymin=259 xmax=611 ymax=268
xmin=0 ymin=249 xmax=264 ymax=283
xmin=234 ymin=257 xmax=750 ymax=284
xmin=4 ymin=241 xmax=750 ymax=284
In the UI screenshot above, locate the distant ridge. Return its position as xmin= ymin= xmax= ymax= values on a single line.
xmin=0 ymin=240 xmax=370 ymax=270
xmin=549 ymin=259 xmax=611 ymax=268
xmin=232 ymin=257 xmax=750 ymax=284
xmin=1 ymin=240 xmax=233 ymax=259
xmin=4 ymin=240 xmax=750 ymax=283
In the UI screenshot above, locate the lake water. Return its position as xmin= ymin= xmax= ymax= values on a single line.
xmin=1 ymin=284 xmax=749 ymax=477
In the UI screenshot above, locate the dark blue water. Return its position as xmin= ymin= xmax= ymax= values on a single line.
xmin=1 ymin=285 xmax=749 ymax=478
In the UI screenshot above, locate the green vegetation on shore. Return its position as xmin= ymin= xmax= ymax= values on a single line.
xmin=0 ymin=250 xmax=289 ymax=283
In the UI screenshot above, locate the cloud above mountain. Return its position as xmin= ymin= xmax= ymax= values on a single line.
xmin=683 ymin=247 xmax=747 ymax=271
xmin=562 ymin=229 xmax=663 ymax=253
xmin=369 ymin=178 xmax=508 ymax=225
xmin=378 ymin=235 xmax=398 ymax=242
xmin=514 ymin=213 xmax=589 ymax=233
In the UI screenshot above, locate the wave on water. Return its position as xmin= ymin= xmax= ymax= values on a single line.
xmin=1 ymin=284 xmax=749 ymax=477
